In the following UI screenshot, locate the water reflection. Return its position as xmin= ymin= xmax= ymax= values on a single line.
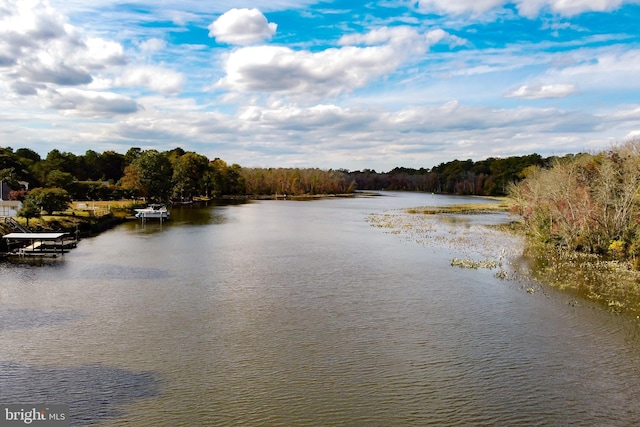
xmin=120 ymin=200 xmax=239 ymax=234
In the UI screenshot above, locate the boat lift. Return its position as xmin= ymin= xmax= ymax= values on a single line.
xmin=2 ymin=232 xmax=77 ymax=257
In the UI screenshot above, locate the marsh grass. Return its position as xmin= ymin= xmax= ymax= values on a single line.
xmin=526 ymin=243 xmax=640 ymax=314
xmin=369 ymin=199 xmax=640 ymax=314
xmin=406 ymin=199 xmax=512 ymax=215
xmin=367 ymin=203 xmax=523 ymax=281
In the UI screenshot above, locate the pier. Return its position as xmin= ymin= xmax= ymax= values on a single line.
xmin=2 ymin=232 xmax=77 ymax=257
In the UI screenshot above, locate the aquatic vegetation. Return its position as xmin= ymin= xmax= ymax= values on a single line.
xmin=525 ymin=243 xmax=640 ymax=314
xmin=494 ymin=269 xmax=509 ymax=280
xmin=406 ymin=201 xmax=512 ymax=215
xmin=369 ymin=201 xmax=640 ymax=312
xmin=367 ymin=206 xmax=525 ymax=288
xmin=450 ymin=257 xmax=500 ymax=269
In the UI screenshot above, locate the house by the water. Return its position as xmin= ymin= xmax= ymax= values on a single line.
xmin=0 ymin=181 xmax=27 ymax=217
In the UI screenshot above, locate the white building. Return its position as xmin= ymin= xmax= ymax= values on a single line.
xmin=0 ymin=181 xmax=23 ymax=217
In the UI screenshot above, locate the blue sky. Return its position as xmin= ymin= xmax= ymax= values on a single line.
xmin=1 ymin=0 xmax=639 ymax=171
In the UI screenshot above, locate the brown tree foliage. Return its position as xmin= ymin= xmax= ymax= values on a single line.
xmin=510 ymin=139 xmax=640 ymax=264
xmin=240 ymin=168 xmax=355 ymax=196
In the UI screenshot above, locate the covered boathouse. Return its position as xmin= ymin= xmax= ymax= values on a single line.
xmin=2 ymin=232 xmax=77 ymax=257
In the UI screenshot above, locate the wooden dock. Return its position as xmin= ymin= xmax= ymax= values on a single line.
xmin=2 ymin=232 xmax=77 ymax=257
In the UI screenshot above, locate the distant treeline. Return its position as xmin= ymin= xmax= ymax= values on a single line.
xmin=347 ymin=153 xmax=558 ymax=196
xmin=241 ymin=168 xmax=356 ymax=196
xmin=2 ymin=145 xmax=570 ymax=203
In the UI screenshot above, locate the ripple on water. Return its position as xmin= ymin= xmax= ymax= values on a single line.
xmin=0 ymin=309 xmax=84 ymax=331
xmin=0 ymin=362 xmax=162 ymax=427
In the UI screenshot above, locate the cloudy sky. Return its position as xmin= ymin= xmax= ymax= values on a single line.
xmin=1 ymin=0 xmax=639 ymax=171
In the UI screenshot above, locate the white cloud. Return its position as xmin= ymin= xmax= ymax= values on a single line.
xmin=22 ymin=60 xmax=93 ymax=86
xmin=376 ymin=101 xmax=599 ymax=134
xmin=0 ymin=1 xmax=188 ymax=118
xmin=218 ymin=26 xmax=458 ymax=97
xmin=415 ymin=0 xmax=638 ymax=16
xmin=195 ymin=101 xmax=603 ymax=153
xmin=517 ymin=0 xmax=631 ymax=17
xmin=339 ymin=26 xmax=465 ymax=50
xmin=554 ymin=49 xmax=640 ymax=80
xmin=416 ymin=0 xmax=506 ymax=15
xmin=217 ymin=44 xmax=400 ymax=97
xmin=138 ymin=38 xmax=167 ymax=53
xmin=504 ymin=83 xmax=577 ymax=99
xmin=237 ymin=104 xmax=370 ymax=131
xmin=115 ymin=66 xmax=185 ymax=94
xmin=2 ymin=0 xmax=67 ymax=41
xmin=208 ymin=8 xmax=277 ymax=45
xmin=340 ymin=26 xmax=424 ymax=46
xmin=44 ymin=88 xmax=139 ymax=116
xmin=0 ymin=1 xmax=126 ymax=84
xmin=223 ymin=101 xmax=612 ymax=168
xmin=80 ymin=38 xmax=127 ymax=69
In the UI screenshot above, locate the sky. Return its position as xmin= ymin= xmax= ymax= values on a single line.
xmin=1 ymin=0 xmax=639 ymax=171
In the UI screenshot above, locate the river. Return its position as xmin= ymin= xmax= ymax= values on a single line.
xmin=1 ymin=192 xmax=639 ymax=426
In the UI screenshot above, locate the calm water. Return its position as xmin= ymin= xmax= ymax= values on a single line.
xmin=1 ymin=192 xmax=640 ymax=426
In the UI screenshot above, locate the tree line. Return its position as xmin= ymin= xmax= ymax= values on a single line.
xmin=0 ymin=147 xmax=244 ymax=203
xmin=346 ymin=153 xmax=552 ymax=196
xmin=0 ymin=146 xmax=359 ymax=202
xmin=2 ymin=146 xmax=562 ymax=207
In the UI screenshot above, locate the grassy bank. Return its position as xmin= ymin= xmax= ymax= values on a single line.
xmin=10 ymin=213 xmax=124 ymax=237
xmin=2 ymin=200 xmax=144 ymax=238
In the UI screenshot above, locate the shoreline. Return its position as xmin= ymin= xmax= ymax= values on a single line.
xmin=222 ymin=191 xmax=381 ymax=201
xmin=370 ymin=200 xmax=640 ymax=315
xmin=0 ymin=193 xmax=375 ymax=239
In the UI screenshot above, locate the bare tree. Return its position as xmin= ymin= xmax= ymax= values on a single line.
xmin=510 ymin=139 xmax=640 ymax=259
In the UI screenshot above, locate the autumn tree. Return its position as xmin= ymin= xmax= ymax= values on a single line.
xmin=118 ymin=150 xmax=173 ymax=201
xmin=119 ymin=163 xmax=145 ymax=198
xmin=510 ymin=139 xmax=640 ymax=262
xmin=589 ymin=143 xmax=640 ymax=248
xmin=240 ymin=167 xmax=354 ymax=196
